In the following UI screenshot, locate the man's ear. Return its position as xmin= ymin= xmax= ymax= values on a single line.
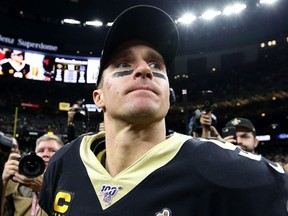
xmin=254 ymin=138 xmax=259 ymax=148
xmin=93 ymin=89 xmax=105 ymax=108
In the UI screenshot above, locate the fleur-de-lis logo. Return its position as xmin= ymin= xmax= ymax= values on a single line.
xmin=155 ymin=208 xmax=172 ymax=216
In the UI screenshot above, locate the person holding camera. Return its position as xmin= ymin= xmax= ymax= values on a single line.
xmin=199 ymin=111 xmax=222 ymax=140
xmin=67 ymin=100 xmax=104 ymax=143
xmin=67 ymin=103 xmax=81 ymax=142
xmin=222 ymin=117 xmax=259 ymax=153
xmin=0 ymin=133 xmax=19 ymax=177
xmin=0 ymin=133 xmax=19 ymax=215
xmin=1 ymin=134 xmax=63 ymax=216
xmin=189 ymin=90 xmax=222 ymax=140
xmin=67 ymin=100 xmax=90 ymax=143
xmin=189 ymin=109 xmax=222 ymax=140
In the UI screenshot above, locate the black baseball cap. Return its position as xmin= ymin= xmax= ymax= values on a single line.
xmin=96 ymin=5 xmax=179 ymax=86
xmin=226 ymin=118 xmax=256 ymax=135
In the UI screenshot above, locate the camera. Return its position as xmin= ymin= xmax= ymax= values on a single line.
xmin=72 ymin=99 xmax=88 ymax=122
xmin=201 ymin=90 xmax=213 ymax=112
xmin=19 ymin=152 xmax=45 ymax=178
xmin=72 ymin=107 xmax=88 ymax=122
xmin=0 ymin=131 xmax=13 ymax=152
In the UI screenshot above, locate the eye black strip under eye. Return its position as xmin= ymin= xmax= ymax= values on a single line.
xmin=112 ymin=70 xmax=167 ymax=80
xmin=152 ymin=72 xmax=167 ymax=80
xmin=112 ymin=70 xmax=133 ymax=78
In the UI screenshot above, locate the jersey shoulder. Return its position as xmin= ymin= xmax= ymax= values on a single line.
xmin=182 ymin=138 xmax=287 ymax=187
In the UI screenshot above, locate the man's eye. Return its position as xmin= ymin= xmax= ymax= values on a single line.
xmin=116 ymin=62 xmax=130 ymax=68
xmin=149 ymin=63 xmax=161 ymax=70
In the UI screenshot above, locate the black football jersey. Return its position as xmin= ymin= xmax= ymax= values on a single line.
xmin=1 ymin=61 xmax=30 ymax=78
xmin=39 ymin=132 xmax=288 ymax=216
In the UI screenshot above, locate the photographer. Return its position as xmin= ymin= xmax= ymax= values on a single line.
xmin=67 ymin=100 xmax=104 ymax=143
xmin=1 ymin=134 xmax=63 ymax=216
xmin=188 ymin=90 xmax=222 ymax=139
xmin=0 ymin=133 xmax=19 ymax=176
xmin=0 ymin=133 xmax=19 ymax=215
xmin=67 ymin=100 xmax=89 ymax=143
xmin=189 ymin=109 xmax=222 ymax=139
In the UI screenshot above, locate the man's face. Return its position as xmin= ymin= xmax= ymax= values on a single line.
xmin=94 ymin=42 xmax=170 ymax=123
xmin=236 ymin=127 xmax=258 ymax=152
xmin=11 ymin=53 xmax=24 ymax=64
xmin=35 ymin=139 xmax=61 ymax=168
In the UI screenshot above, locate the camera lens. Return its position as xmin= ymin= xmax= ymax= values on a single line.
xmin=74 ymin=110 xmax=86 ymax=122
xmin=19 ymin=152 xmax=45 ymax=178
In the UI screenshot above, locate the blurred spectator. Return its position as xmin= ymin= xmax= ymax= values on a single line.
xmin=198 ymin=111 xmax=222 ymax=140
xmin=67 ymin=100 xmax=104 ymax=143
xmin=223 ymin=117 xmax=259 ymax=153
xmin=67 ymin=100 xmax=88 ymax=143
xmin=188 ymin=109 xmax=219 ymax=139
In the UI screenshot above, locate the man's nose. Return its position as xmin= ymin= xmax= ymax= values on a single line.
xmin=236 ymin=136 xmax=242 ymax=145
xmin=42 ymin=149 xmax=51 ymax=157
xmin=133 ymin=61 xmax=153 ymax=80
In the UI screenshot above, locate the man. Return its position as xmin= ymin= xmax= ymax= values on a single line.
xmin=223 ymin=117 xmax=259 ymax=153
xmin=67 ymin=100 xmax=103 ymax=143
xmin=1 ymin=134 xmax=63 ymax=216
xmin=39 ymin=5 xmax=288 ymax=216
xmin=0 ymin=133 xmax=19 ymax=215
xmin=0 ymin=50 xmax=30 ymax=78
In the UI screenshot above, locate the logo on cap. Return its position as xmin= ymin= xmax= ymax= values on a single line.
xmin=230 ymin=118 xmax=241 ymax=126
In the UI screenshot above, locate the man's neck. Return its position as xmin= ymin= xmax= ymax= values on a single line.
xmin=104 ymin=121 xmax=166 ymax=177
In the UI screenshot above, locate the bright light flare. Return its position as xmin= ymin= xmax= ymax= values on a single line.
xmin=259 ymin=0 xmax=278 ymax=5
xmin=201 ymin=10 xmax=222 ymax=20
xmin=223 ymin=3 xmax=247 ymax=15
xmin=85 ymin=20 xmax=103 ymax=27
xmin=177 ymin=13 xmax=197 ymax=25
xmin=62 ymin=19 xmax=81 ymax=25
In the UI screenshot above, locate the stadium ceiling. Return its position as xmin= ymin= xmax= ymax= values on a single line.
xmin=0 ymin=0 xmax=288 ymax=56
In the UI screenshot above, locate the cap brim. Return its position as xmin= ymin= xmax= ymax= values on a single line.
xmin=97 ymin=5 xmax=179 ymax=86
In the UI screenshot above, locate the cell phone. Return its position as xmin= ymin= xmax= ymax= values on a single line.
xmin=222 ymin=126 xmax=236 ymax=138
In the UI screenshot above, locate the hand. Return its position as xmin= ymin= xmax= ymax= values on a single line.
xmin=12 ymin=173 xmax=43 ymax=193
xmin=2 ymin=152 xmax=21 ymax=185
xmin=200 ymin=111 xmax=212 ymax=127
xmin=200 ymin=111 xmax=212 ymax=138
xmin=223 ymin=135 xmax=236 ymax=144
xmin=67 ymin=109 xmax=76 ymax=125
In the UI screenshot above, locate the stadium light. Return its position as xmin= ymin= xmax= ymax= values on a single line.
xmin=177 ymin=13 xmax=197 ymax=25
xmin=259 ymin=0 xmax=278 ymax=5
xmin=223 ymin=3 xmax=247 ymax=15
xmin=62 ymin=19 xmax=81 ymax=25
xmin=201 ymin=10 xmax=222 ymax=20
xmin=85 ymin=20 xmax=103 ymax=27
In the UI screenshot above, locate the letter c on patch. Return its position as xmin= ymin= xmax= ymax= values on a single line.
xmin=54 ymin=191 xmax=72 ymax=213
